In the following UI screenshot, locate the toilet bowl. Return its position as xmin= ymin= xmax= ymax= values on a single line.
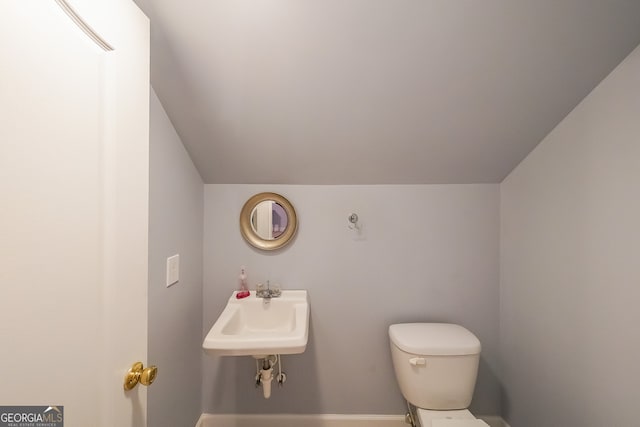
xmin=389 ymin=323 xmax=485 ymax=427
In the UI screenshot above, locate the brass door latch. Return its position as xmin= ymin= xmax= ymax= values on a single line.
xmin=124 ymin=361 xmax=158 ymax=391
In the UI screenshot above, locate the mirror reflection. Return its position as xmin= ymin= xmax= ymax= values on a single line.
xmin=250 ymin=201 xmax=289 ymax=240
xmin=239 ymin=192 xmax=298 ymax=251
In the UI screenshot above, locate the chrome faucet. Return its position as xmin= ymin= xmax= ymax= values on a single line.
xmin=256 ymin=280 xmax=281 ymax=300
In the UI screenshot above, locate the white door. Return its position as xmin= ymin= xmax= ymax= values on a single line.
xmin=255 ymin=201 xmax=274 ymax=240
xmin=0 ymin=1 xmax=150 ymax=426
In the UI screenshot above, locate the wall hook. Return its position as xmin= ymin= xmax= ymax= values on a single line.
xmin=348 ymin=213 xmax=360 ymax=230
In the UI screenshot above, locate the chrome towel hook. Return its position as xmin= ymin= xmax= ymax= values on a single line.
xmin=347 ymin=213 xmax=360 ymax=230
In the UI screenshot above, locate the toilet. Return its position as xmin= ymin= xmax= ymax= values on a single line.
xmin=389 ymin=323 xmax=488 ymax=427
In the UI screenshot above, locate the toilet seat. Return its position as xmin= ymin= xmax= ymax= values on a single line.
xmin=416 ymin=409 xmax=489 ymax=427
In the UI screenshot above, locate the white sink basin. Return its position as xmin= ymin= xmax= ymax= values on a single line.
xmin=203 ymin=290 xmax=309 ymax=357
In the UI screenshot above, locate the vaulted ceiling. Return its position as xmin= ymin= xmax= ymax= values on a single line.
xmin=133 ymin=0 xmax=640 ymax=184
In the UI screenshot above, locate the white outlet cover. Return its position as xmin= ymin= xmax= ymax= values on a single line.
xmin=166 ymin=254 xmax=179 ymax=287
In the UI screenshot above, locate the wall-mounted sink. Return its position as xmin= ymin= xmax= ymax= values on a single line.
xmin=203 ymin=290 xmax=309 ymax=357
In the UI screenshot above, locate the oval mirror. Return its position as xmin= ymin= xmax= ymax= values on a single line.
xmin=240 ymin=192 xmax=298 ymax=251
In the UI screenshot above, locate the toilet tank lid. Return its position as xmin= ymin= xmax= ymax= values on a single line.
xmin=389 ymin=323 xmax=481 ymax=356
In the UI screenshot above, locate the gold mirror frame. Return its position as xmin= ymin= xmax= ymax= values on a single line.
xmin=240 ymin=192 xmax=298 ymax=251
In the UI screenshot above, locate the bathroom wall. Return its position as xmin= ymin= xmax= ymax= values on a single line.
xmin=148 ymin=89 xmax=204 ymax=427
xmin=500 ymin=45 xmax=640 ymax=427
xmin=202 ymin=184 xmax=500 ymax=416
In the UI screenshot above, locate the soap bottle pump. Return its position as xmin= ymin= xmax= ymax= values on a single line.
xmin=236 ymin=266 xmax=250 ymax=299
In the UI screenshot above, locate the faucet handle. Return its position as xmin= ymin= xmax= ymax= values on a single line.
xmin=270 ymin=283 xmax=281 ymax=297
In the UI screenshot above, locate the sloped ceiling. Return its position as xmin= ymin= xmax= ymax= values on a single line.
xmin=134 ymin=0 xmax=640 ymax=184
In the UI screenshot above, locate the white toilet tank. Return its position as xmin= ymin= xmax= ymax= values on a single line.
xmin=389 ymin=323 xmax=481 ymax=410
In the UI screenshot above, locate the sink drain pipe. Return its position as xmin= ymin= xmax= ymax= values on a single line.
xmin=255 ymin=355 xmax=285 ymax=399
xmin=260 ymin=363 xmax=274 ymax=398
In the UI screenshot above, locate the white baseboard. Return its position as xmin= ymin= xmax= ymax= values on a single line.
xmin=197 ymin=413 xmax=406 ymax=427
xmin=196 ymin=413 xmax=509 ymax=427
xmin=477 ymin=415 xmax=510 ymax=427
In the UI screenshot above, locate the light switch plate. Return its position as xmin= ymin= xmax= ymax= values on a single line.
xmin=166 ymin=254 xmax=179 ymax=287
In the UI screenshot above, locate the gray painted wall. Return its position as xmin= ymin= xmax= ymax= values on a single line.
xmin=148 ymin=89 xmax=204 ymax=427
xmin=500 ymin=46 xmax=640 ymax=426
xmin=202 ymin=184 xmax=500 ymax=416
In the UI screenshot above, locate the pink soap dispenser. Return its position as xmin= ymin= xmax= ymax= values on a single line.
xmin=236 ymin=266 xmax=250 ymax=299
